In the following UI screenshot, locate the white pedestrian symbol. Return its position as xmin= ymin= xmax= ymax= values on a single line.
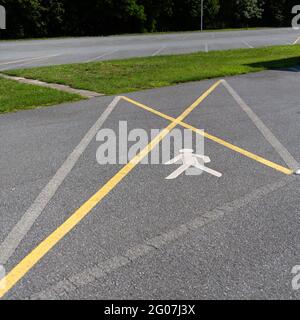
xmin=165 ymin=149 xmax=222 ymax=180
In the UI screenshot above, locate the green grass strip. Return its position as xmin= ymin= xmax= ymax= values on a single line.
xmin=3 ymin=45 xmax=300 ymax=97
xmin=0 ymin=77 xmax=82 ymax=113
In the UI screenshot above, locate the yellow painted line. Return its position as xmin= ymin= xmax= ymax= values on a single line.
xmin=121 ymin=96 xmax=293 ymax=176
xmin=0 ymin=80 xmax=222 ymax=298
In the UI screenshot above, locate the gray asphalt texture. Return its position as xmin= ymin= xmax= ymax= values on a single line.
xmin=1 ymin=67 xmax=300 ymax=300
xmin=0 ymin=28 xmax=300 ymax=70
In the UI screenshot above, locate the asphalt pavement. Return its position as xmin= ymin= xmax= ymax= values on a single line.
xmin=0 ymin=66 xmax=300 ymax=299
xmin=0 ymin=28 xmax=300 ymax=70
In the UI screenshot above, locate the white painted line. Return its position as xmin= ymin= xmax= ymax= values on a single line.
xmin=0 ymin=56 xmax=52 ymax=67
xmin=86 ymin=50 xmax=119 ymax=63
xmin=0 ymin=54 xmax=62 ymax=71
xmin=222 ymin=80 xmax=300 ymax=171
xmin=205 ymin=43 xmax=209 ymax=53
xmin=14 ymin=54 xmax=62 ymax=68
xmin=165 ymin=149 xmax=222 ymax=179
xmin=29 ymin=175 xmax=295 ymax=300
xmin=292 ymin=36 xmax=300 ymax=45
xmin=242 ymin=40 xmax=254 ymax=48
xmin=0 ymin=96 xmax=121 ymax=266
xmin=152 ymin=46 xmax=166 ymax=56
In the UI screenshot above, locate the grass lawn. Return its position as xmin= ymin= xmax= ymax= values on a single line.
xmin=0 ymin=77 xmax=82 ymax=113
xmin=4 ymin=45 xmax=300 ymax=96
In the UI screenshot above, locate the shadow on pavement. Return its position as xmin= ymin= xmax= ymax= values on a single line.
xmin=248 ymin=56 xmax=300 ymax=72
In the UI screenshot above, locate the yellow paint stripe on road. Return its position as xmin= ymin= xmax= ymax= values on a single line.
xmin=0 ymin=80 xmax=222 ymax=298
xmin=121 ymin=96 xmax=293 ymax=175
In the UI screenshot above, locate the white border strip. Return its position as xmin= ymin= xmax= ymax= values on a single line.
xmin=222 ymin=80 xmax=300 ymax=172
xmin=30 ymin=175 xmax=295 ymax=300
xmin=0 ymin=96 xmax=121 ymax=266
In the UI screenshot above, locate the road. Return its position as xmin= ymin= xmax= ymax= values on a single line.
xmin=0 ymin=28 xmax=300 ymax=70
xmin=0 ymin=66 xmax=300 ymax=299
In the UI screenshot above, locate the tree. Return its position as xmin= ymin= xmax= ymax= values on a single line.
xmin=163 ymin=0 xmax=220 ymax=31
xmin=263 ymin=0 xmax=300 ymax=27
xmin=40 ymin=0 xmax=65 ymax=37
xmin=61 ymin=0 xmax=146 ymax=36
xmin=139 ymin=0 xmax=174 ymax=32
xmin=204 ymin=0 xmax=221 ymax=29
xmin=0 ymin=0 xmax=296 ymax=39
xmin=235 ymin=0 xmax=264 ymax=26
xmin=0 ymin=0 xmax=44 ymax=38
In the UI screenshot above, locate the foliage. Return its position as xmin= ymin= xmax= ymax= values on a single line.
xmin=0 ymin=0 xmax=296 ymax=39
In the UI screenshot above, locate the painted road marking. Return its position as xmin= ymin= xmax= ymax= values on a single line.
xmin=121 ymin=96 xmax=293 ymax=175
xmin=30 ymin=175 xmax=295 ymax=300
xmin=0 ymin=80 xmax=222 ymax=298
xmin=0 ymin=266 xmax=5 ymax=290
xmin=205 ymin=43 xmax=209 ymax=53
xmin=86 ymin=49 xmax=119 ymax=63
xmin=0 ymin=54 xmax=62 ymax=71
xmin=242 ymin=40 xmax=254 ymax=48
xmin=0 ymin=55 xmax=59 ymax=67
xmin=293 ymin=36 xmax=300 ymax=45
xmin=0 ymin=57 xmax=38 ymax=66
xmin=165 ymin=149 xmax=222 ymax=179
xmin=0 ymin=97 xmax=121 ymax=266
xmin=152 ymin=46 xmax=166 ymax=56
xmin=222 ymin=80 xmax=300 ymax=172
xmin=15 ymin=54 xmax=62 ymax=68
